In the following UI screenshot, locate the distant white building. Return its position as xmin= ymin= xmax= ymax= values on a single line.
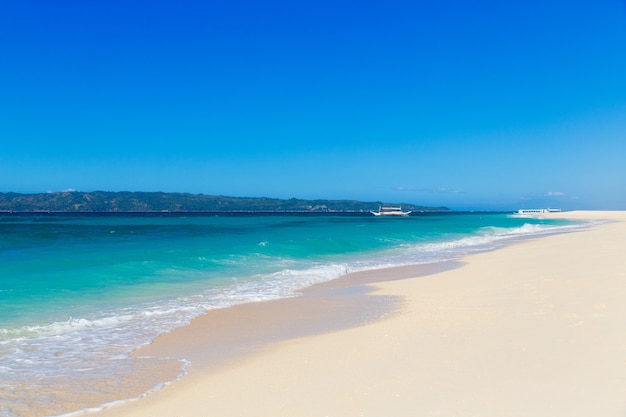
xmin=516 ymin=208 xmax=562 ymax=215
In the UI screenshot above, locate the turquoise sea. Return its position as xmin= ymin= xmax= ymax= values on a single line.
xmin=0 ymin=212 xmax=590 ymax=417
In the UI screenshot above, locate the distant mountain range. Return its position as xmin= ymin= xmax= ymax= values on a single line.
xmin=0 ymin=191 xmax=451 ymax=213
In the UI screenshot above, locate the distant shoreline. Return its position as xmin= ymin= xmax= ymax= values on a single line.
xmin=0 ymin=191 xmax=451 ymax=213
xmin=0 ymin=209 xmax=456 ymax=216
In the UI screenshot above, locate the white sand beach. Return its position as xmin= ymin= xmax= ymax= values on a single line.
xmin=95 ymin=211 xmax=626 ymax=417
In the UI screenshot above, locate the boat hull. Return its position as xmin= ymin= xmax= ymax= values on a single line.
xmin=370 ymin=207 xmax=412 ymax=216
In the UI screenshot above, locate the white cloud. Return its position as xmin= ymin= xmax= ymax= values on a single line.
xmin=544 ymin=191 xmax=566 ymax=197
xmin=393 ymin=186 xmax=465 ymax=194
xmin=393 ymin=186 xmax=416 ymax=192
xmin=435 ymin=187 xmax=466 ymax=194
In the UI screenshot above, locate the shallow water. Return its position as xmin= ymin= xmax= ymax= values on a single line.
xmin=0 ymin=212 xmax=589 ymax=417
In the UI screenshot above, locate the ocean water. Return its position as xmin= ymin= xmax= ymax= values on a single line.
xmin=0 ymin=212 xmax=590 ymax=417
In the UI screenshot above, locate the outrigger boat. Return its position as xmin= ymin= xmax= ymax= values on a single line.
xmin=370 ymin=206 xmax=412 ymax=216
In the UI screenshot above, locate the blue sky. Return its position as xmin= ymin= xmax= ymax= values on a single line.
xmin=1 ymin=1 xmax=625 ymax=210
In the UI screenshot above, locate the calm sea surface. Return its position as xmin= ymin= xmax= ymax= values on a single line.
xmin=0 ymin=212 xmax=590 ymax=417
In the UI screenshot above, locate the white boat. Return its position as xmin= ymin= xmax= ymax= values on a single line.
xmin=370 ymin=206 xmax=412 ymax=216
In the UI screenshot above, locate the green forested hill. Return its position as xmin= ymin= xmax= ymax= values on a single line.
xmin=0 ymin=191 xmax=451 ymax=213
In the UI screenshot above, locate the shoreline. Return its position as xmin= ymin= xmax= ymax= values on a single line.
xmin=132 ymin=260 xmax=463 ymax=373
xmin=86 ymin=210 xmax=626 ymax=417
xmin=51 ymin=262 xmax=463 ymax=417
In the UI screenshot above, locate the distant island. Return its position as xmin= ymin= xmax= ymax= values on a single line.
xmin=0 ymin=191 xmax=451 ymax=214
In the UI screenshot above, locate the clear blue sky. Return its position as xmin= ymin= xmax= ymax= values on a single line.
xmin=1 ymin=1 xmax=625 ymax=210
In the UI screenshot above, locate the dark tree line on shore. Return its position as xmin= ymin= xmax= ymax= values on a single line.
xmin=0 ymin=191 xmax=450 ymax=213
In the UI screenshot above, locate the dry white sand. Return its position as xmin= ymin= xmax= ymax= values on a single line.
xmin=94 ymin=211 xmax=626 ymax=417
